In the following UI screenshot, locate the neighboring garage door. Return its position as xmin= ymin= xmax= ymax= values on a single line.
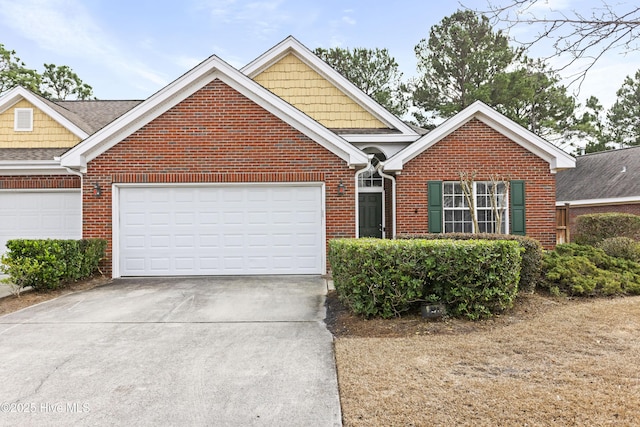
xmin=117 ymin=185 xmax=324 ymax=276
xmin=0 ymin=190 xmax=82 ymax=257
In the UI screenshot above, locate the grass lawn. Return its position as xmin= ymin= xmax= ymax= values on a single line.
xmin=328 ymin=292 xmax=640 ymax=426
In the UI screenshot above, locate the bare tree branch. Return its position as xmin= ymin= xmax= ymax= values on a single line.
xmin=470 ymin=0 xmax=640 ymax=91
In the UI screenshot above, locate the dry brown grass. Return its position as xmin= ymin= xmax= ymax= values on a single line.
xmin=332 ymin=294 xmax=640 ymax=426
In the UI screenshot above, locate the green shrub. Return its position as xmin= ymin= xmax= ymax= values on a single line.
xmin=399 ymin=233 xmax=542 ymax=293
xmin=541 ymin=243 xmax=640 ymax=296
xmin=328 ymin=238 xmax=523 ymax=320
xmin=597 ymin=237 xmax=640 ymax=261
xmin=574 ymin=213 xmax=640 ymax=245
xmin=1 ymin=239 xmax=107 ymax=292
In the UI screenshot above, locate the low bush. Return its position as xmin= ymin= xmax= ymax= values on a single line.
xmin=399 ymin=233 xmax=542 ymax=293
xmin=541 ymin=243 xmax=640 ymax=296
xmin=574 ymin=213 xmax=640 ymax=245
xmin=1 ymin=239 xmax=107 ymax=292
xmin=596 ymin=237 xmax=640 ymax=262
xmin=328 ymin=238 xmax=523 ymax=320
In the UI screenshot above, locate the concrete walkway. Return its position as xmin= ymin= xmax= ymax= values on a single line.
xmin=0 ymin=276 xmax=341 ymax=426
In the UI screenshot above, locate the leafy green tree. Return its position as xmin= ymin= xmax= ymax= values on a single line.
xmin=40 ymin=64 xmax=94 ymax=100
xmin=491 ymin=58 xmax=576 ymax=141
xmin=412 ymin=10 xmax=518 ymax=125
xmin=0 ymin=43 xmax=40 ymax=95
xmin=573 ymin=97 xmax=612 ymax=154
xmin=608 ymin=69 xmax=640 ymax=147
xmin=413 ymin=10 xmax=580 ymax=145
xmin=314 ymin=46 xmax=408 ymax=117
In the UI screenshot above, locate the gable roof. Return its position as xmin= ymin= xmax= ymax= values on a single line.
xmin=0 ymin=86 xmax=89 ymax=139
xmin=556 ymin=146 xmax=640 ymax=204
xmin=241 ymin=36 xmax=419 ymax=143
xmin=61 ymin=54 xmax=369 ymax=171
xmin=383 ymin=101 xmax=576 ymax=174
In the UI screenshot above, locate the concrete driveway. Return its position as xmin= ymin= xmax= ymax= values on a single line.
xmin=0 ymin=276 xmax=341 ymax=426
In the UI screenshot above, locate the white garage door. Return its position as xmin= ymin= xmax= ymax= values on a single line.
xmin=117 ymin=185 xmax=324 ymax=276
xmin=0 ymin=190 xmax=82 ymax=257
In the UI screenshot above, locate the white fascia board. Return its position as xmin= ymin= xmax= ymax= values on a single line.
xmin=0 ymin=86 xmax=88 ymax=139
xmin=241 ymin=36 xmax=419 ymax=138
xmin=61 ymin=55 xmax=368 ymax=169
xmin=0 ymin=160 xmax=73 ymax=176
xmin=557 ymin=196 xmax=640 ymax=207
xmin=384 ymin=101 xmax=576 ymax=173
xmin=342 ymin=134 xmax=421 ymax=143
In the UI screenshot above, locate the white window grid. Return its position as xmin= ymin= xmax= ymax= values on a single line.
xmin=443 ymin=181 xmax=508 ymax=234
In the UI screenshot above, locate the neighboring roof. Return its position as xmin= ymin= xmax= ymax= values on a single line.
xmin=384 ymin=101 xmax=576 ymax=174
xmin=61 ymin=54 xmax=370 ymax=170
xmin=0 ymin=148 xmax=67 ymax=161
xmin=54 ymin=100 xmax=142 ymax=134
xmin=0 ymin=86 xmax=89 ymax=139
xmin=241 ymin=36 xmax=420 ymax=144
xmin=556 ymin=146 xmax=640 ymax=203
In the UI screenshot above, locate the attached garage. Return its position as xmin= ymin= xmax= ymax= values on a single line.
xmin=0 ymin=190 xmax=82 ymax=257
xmin=115 ymin=184 xmax=325 ymax=277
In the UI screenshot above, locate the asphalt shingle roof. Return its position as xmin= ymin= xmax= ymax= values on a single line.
xmin=556 ymin=146 xmax=640 ymax=201
xmin=0 ymin=148 xmax=68 ymax=161
xmin=54 ymin=100 xmax=142 ymax=134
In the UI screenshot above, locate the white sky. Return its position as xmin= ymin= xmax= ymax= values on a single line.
xmin=0 ymin=0 xmax=638 ymax=110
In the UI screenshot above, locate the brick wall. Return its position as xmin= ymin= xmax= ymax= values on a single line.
xmin=83 ymin=79 xmax=356 ymax=275
xmin=0 ymin=175 xmax=80 ymax=189
xmin=395 ymin=118 xmax=557 ymax=249
xmin=568 ymin=203 xmax=640 ymax=240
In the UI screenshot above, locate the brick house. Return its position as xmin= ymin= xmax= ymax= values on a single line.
xmin=556 ymin=146 xmax=640 ymax=241
xmin=0 ymin=37 xmax=575 ymax=277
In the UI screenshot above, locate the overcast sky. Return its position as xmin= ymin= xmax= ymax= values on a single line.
xmin=0 ymin=0 xmax=638 ymax=110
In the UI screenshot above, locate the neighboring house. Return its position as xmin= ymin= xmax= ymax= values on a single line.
xmin=556 ymin=146 xmax=640 ymax=241
xmin=0 ymin=36 xmax=575 ymax=278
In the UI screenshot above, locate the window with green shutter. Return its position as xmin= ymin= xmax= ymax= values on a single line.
xmin=510 ymin=180 xmax=526 ymax=235
xmin=427 ymin=181 xmax=443 ymax=233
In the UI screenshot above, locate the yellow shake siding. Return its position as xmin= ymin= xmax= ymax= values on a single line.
xmin=0 ymin=99 xmax=80 ymax=148
xmin=253 ymin=54 xmax=387 ymax=129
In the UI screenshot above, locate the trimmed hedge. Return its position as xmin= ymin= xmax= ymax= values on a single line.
xmin=399 ymin=233 xmax=542 ymax=293
xmin=328 ymin=238 xmax=523 ymax=320
xmin=1 ymin=239 xmax=107 ymax=291
xmin=541 ymin=243 xmax=640 ymax=296
xmin=574 ymin=213 xmax=640 ymax=245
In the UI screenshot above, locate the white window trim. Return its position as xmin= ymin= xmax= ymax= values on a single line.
xmin=14 ymin=108 xmax=33 ymax=131
xmin=443 ymin=181 xmax=510 ymax=234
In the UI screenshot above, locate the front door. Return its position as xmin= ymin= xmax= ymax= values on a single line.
xmin=359 ymin=192 xmax=383 ymax=238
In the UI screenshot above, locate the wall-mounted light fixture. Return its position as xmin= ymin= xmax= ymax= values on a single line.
xmin=93 ymin=183 xmax=102 ymax=197
xmin=337 ymin=180 xmax=346 ymax=196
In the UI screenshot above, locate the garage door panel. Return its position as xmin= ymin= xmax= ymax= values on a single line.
xmin=118 ymin=185 xmax=323 ymax=276
xmin=0 ymin=191 xmax=81 ymax=257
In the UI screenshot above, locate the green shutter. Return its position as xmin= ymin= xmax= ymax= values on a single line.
xmin=510 ymin=180 xmax=526 ymax=235
xmin=428 ymin=181 xmax=443 ymax=233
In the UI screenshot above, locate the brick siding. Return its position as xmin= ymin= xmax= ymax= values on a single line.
xmin=395 ymin=118 xmax=557 ymax=249
xmin=0 ymin=175 xmax=80 ymax=189
xmin=83 ymin=79 xmax=356 ymax=276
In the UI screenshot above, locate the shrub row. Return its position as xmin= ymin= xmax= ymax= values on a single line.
xmin=574 ymin=213 xmax=640 ymax=245
xmin=541 ymin=243 xmax=640 ymax=296
xmin=1 ymin=239 xmax=107 ymax=291
xmin=399 ymin=233 xmax=542 ymax=293
xmin=328 ymin=238 xmax=523 ymax=320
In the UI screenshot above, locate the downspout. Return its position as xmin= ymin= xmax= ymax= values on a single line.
xmin=376 ymin=161 xmax=396 ymax=239
xmin=62 ymin=163 xmax=84 ymax=239
xmin=354 ymin=154 xmax=374 ymax=238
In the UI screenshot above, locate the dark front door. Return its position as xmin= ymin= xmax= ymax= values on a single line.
xmin=359 ymin=192 xmax=383 ymax=238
